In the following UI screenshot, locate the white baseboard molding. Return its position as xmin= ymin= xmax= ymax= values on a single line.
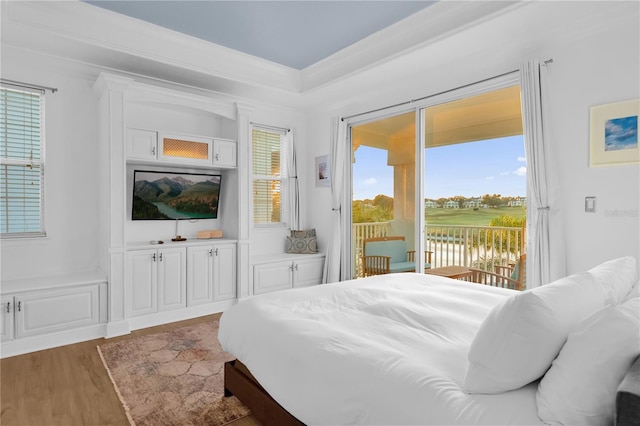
xmin=126 ymin=300 xmax=235 ymax=333
xmin=105 ymin=319 xmax=131 ymax=338
xmin=1 ymin=323 xmax=107 ymax=359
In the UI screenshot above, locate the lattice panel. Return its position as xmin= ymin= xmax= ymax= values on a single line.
xmin=163 ymin=138 xmax=209 ymax=160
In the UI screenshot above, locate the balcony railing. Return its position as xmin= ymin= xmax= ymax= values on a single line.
xmin=352 ymin=222 xmax=526 ymax=278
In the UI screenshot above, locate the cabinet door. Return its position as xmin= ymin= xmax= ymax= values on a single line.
xmin=15 ymin=286 xmax=100 ymax=339
xmin=157 ymin=248 xmax=187 ymax=311
xmin=253 ymin=261 xmax=293 ymax=295
xmin=213 ymin=139 xmax=237 ymax=168
xmin=126 ymin=129 xmax=157 ymax=160
xmin=187 ymin=245 xmax=214 ymax=306
xmin=213 ymin=244 xmax=236 ymax=301
xmin=0 ymin=296 xmax=14 ymax=343
xmin=126 ymin=249 xmax=157 ymax=317
xmin=159 ymin=133 xmax=213 ymax=165
xmin=293 ymin=256 xmax=325 ymax=288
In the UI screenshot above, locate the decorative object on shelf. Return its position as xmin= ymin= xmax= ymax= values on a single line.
xmin=286 ymin=229 xmax=318 ymax=254
xmin=172 ymin=218 xmax=187 ymax=241
xmin=315 ymin=154 xmax=330 ymax=187
xmin=197 ymin=230 xmax=223 ymax=239
xmin=590 ymin=98 xmax=639 ymax=167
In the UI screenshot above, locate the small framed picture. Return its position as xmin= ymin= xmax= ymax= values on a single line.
xmin=590 ymin=99 xmax=639 ymax=167
xmin=315 ymin=154 xmax=330 ymax=187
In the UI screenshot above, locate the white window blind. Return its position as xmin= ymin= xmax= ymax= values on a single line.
xmin=252 ymin=126 xmax=287 ymax=226
xmin=0 ymin=85 xmax=45 ymax=237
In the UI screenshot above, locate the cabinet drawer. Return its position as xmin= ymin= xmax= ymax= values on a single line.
xmin=15 ymin=285 xmax=100 ymax=339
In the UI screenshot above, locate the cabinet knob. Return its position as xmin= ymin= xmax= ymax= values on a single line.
xmin=6 ymin=301 xmax=10 ymax=313
xmin=295 ymin=264 xmax=299 ymax=271
xmin=209 ymin=249 xmax=213 ymax=257
xmin=159 ymin=253 xmax=163 ymax=262
xmin=17 ymin=301 xmax=21 ymax=312
xmin=215 ymin=153 xmax=219 ymax=161
xmin=152 ymin=146 xmax=156 ymax=156
xmin=215 ymin=248 xmax=219 ymax=256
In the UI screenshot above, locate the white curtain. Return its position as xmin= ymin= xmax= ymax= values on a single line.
xmin=520 ymin=59 xmax=564 ymax=287
xmin=323 ymin=118 xmax=347 ymax=283
xmin=286 ymin=130 xmax=300 ymax=230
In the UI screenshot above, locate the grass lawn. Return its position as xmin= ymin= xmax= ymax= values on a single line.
xmin=425 ymin=206 xmax=526 ymax=226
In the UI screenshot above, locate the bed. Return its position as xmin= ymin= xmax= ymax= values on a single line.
xmin=219 ymin=257 xmax=640 ymax=425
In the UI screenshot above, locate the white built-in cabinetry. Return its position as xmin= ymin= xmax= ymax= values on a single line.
xmin=0 ymin=271 xmax=107 ymax=358
xmin=94 ymin=72 xmax=249 ymax=338
xmin=126 ymin=246 xmax=187 ymax=317
xmin=187 ymin=242 xmax=237 ymax=305
xmin=126 ymin=128 xmax=236 ymax=168
xmin=252 ymin=253 xmax=325 ymax=295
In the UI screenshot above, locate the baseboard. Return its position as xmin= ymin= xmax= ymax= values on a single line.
xmin=126 ymin=300 xmax=236 ymax=333
xmin=1 ymin=323 xmax=107 ymax=359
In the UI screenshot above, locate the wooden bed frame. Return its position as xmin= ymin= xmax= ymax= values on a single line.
xmin=224 ymin=359 xmax=304 ymax=426
xmin=225 ymin=356 xmax=640 ymax=426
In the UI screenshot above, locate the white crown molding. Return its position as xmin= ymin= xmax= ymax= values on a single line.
xmin=1 ymin=1 xmax=302 ymax=94
xmin=299 ymin=1 xmax=524 ymax=93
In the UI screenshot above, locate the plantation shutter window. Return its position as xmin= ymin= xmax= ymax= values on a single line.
xmin=0 ymin=85 xmax=46 ymax=237
xmin=252 ymin=126 xmax=287 ymax=226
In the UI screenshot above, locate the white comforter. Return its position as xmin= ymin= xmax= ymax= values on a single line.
xmin=219 ymin=273 xmax=543 ymax=425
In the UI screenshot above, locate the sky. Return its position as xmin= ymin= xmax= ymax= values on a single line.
xmin=352 ymin=135 xmax=526 ymax=200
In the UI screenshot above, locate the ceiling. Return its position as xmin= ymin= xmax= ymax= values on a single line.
xmin=84 ymin=1 xmax=435 ymax=70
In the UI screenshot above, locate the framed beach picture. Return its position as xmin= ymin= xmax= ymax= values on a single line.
xmin=315 ymin=154 xmax=330 ymax=187
xmin=590 ymin=99 xmax=640 ymax=167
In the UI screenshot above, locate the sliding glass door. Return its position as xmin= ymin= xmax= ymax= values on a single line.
xmin=348 ymin=75 xmax=526 ymax=286
xmin=351 ymin=111 xmax=417 ymax=279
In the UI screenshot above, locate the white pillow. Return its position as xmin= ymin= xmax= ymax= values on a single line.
xmin=587 ymin=256 xmax=638 ymax=305
xmin=464 ymin=271 xmax=605 ymax=394
xmin=537 ymin=297 xmax=640 ymax=426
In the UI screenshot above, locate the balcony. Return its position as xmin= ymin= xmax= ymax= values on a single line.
xmin=353 ymin=222 xmax=526 ymax=285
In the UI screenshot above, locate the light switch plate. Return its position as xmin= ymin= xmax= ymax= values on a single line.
xmin=585 ymin=196 xmax=596 ymax=213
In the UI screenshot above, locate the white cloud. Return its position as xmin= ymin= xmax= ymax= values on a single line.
xmin=518 ymin=156 xmax=527 ymax=162
xmin=485 ymin=176 xmax=494 ymax=180
xmin=363 ymin=177 xmax=377 ymax=185
xmin=513 ymin=166 xmax=527 ymax=176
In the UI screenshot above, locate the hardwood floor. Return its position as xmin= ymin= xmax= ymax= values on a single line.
xmin=1 ymin=314 xmax=261 ymax=426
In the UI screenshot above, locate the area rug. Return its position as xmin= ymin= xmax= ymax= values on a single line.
xmin=97 ymin=320 xmax=251 ymax=426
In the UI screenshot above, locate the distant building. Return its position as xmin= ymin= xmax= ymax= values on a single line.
xmin=509 ymin=197 xmax=526 ymax=207
xmin=464 ymin=199 xmax=482 ymax=208
xmin=425 ymin=200 xmax=439 ymax=209
xmin=444 ymin=200 xmax=459 ymax=209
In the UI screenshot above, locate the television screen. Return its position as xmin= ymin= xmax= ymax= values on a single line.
xmin=132 ymin=170 xmax=222 ymax=220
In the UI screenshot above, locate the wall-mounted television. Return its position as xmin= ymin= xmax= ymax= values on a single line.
xmin=132 ymin=170 xmax=222 ymax=220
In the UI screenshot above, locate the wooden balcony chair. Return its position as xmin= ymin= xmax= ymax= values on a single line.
xmin=469 ymin=253 xmax=527 ymax=291
xmin=361 ymin=236 xmax=433 ymax=277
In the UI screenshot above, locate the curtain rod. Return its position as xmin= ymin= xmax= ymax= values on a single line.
xmin=341 ymin=59 xmax=553 ymax=122
xmin=0 ymin=78 xmax=58 ymax=93
xmin=250 ymin=122 xmax=290 ymax=133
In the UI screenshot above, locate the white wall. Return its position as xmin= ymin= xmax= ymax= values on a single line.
xmin=1 ymin=48 xmax=102 ymax=281
xmin=304 ymin=1 xmax=640 ymax=279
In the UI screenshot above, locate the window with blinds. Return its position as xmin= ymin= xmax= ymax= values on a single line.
xmin=0 ymin=85 xmax=45 ymax=237
xmin=252 ymin=126 xmax=286 ymax=226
